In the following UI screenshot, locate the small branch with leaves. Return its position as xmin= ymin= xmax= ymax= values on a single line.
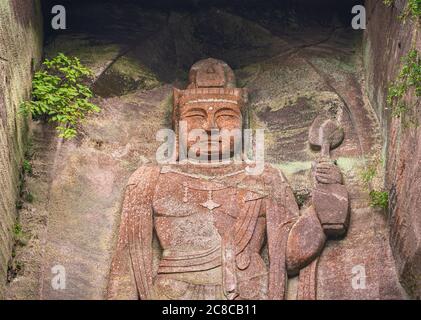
xmin=383 ymin=0 xmax=421 ymax=21
xmin=387 ymin=49 xmax=421 ymax=126
xmin=20 ymin=53 xmax=100 ymax=139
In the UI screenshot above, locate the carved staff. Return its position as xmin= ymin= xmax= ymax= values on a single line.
xmin=297 ymin=115 xmax=349 ymax=300
xmin=309 ymin=115 xmax=349 ymax=237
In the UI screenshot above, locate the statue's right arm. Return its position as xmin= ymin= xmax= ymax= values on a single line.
xmin=107 ymin=166 xmax=160 ymax=300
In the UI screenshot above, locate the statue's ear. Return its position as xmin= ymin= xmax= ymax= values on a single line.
xmin=173 ymin=88 xmax=181 ymax=108
xmin=172 ymin=88 xmax=182 ymax=130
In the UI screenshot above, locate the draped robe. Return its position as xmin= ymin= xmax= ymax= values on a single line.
xmin=107 ymin=163 xmax=326 ymax=300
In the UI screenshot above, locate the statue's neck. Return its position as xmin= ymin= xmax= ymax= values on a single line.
xmin=169 ymin=158 xmax=247 ymax=176
xmin=179 ymin=157 xmax=234 ymax=166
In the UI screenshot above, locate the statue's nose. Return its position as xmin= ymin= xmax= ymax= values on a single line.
xmin=204 ymin=116 xmax=218 ymax=132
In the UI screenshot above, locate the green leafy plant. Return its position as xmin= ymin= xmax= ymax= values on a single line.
xmin=24 ymin=191 xmax=34 ymax=203
xmin=384 ymin=0 xmax=421 ymax=20
xmin=369 ymin=190 xmax=389 ymax=209
xmin=360 ymin=157 xmax=389 ymax=210
xmin=405 ymin=0 xmax=421 ymax=18
xmin=13 ymin=223 xmax=23 ymax=238
xmin=13 ymin=223 xmax=28 ymax=246
xmin=22 ymin=160 xmax=32 ymax=175
xmin=387 ymin=49 xmax=421 ymax=123
xmin=21 ymin=53 xmax=100 ymax=139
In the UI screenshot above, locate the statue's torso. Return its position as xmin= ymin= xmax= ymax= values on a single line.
xmin=151 ymin=164 xmax=270 ymax=299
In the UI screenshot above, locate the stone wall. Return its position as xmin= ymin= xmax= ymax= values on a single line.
xmin=0 ymin=0 xmax=43 ymax=298
xmin=364 ymin=0 xmax=421 ymax=298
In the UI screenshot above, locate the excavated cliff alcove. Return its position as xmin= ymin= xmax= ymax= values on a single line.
xmin=41 ymin=0 xmax=362 ymax=86
xmin=3 ymin=0 xmax=419 ymax=300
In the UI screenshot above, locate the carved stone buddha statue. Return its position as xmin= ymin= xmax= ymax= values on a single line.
xmin=107 ymin=58 xmax=349 ymax=300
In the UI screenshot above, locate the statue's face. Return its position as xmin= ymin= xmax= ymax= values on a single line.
xmin=179 ymin=101 xmax=242 ymax=161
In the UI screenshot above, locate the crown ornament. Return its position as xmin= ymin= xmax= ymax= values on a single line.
xmin=173 ymin=58 xmax=248 ymax=119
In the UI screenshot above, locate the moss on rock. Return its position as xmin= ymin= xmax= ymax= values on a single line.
xmin=93 ymin=55 xmax=161 ymax=97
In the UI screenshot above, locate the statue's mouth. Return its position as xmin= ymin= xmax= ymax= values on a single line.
xmin=195 ymin=142 xmax=221 ymax=153
xmin=199 ymin=138 xmax=226 ymax=146
xmin=190 ymin=140 xmax=232 ymax=160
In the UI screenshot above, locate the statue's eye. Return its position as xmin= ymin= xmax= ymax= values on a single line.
xmin=215 ymin=107 xmax=240 ymax=121
xmin=216 ymin=113 xmax=236 ymax=121
xmin=187 ymin=113 xmax=205 ymax=119
xmin=183 ymin=110 xmax=206 ymax=120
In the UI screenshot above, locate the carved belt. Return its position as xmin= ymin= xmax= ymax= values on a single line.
xmin=158 ymin=246 xmax=222 ymax=273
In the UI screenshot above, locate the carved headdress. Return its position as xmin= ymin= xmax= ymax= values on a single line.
xmin=172 ymin=58 xmax=248 ymax=127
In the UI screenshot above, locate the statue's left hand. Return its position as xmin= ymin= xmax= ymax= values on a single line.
xmin=314 ymin=160 xmax=342 ymax=185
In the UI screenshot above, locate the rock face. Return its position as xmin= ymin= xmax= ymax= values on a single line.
xmin=364 ymin=0 xmax=421 ymax=298
xmin=0 ymin=0 xmax=43 ymax=298
xmin=4 ymin=1 xmax=410 ymax=299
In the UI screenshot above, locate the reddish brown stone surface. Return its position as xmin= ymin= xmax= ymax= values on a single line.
xmin=364 ymin=0 xmax=421 ymax=298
